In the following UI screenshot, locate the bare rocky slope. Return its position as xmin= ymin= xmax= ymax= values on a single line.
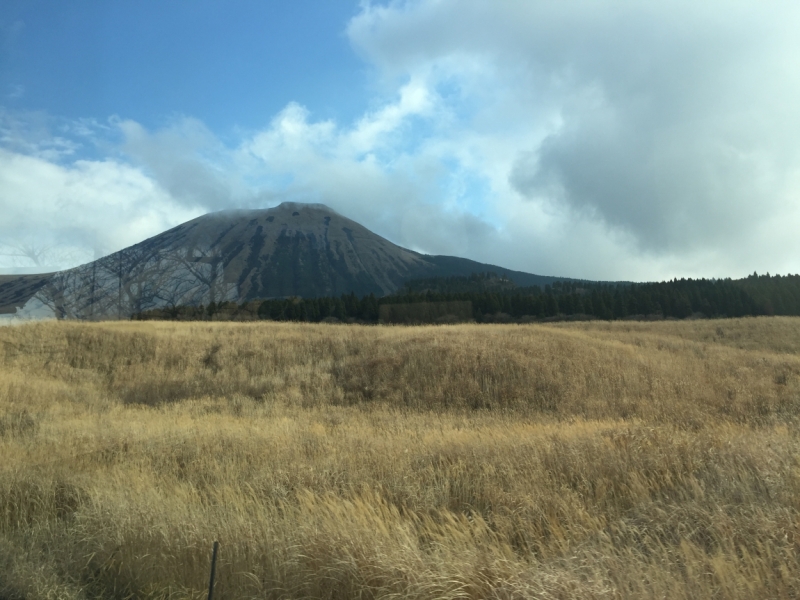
xmin=0 ymin=202 xmax=571 ymax=319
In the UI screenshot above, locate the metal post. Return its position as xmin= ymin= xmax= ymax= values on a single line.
xmin=207 ymin=541 xmax=220 ymax=600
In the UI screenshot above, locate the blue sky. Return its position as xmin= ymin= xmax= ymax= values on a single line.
xmin=2 ymin=1 xmax=800 ymax=280
xmin=1 ymin=1 xmax=367 ymax=132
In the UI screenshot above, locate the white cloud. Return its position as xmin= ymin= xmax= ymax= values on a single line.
xmin=348 ymin=76 xmax=435 ymax=154
xmin=0 ymin=148 xmax=200 ymax=270
xmin=344 ymin=0 xmax=800 ymax=279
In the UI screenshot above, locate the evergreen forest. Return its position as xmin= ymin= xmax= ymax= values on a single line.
xmin=131 ymin=272 xmax=800 ymax=324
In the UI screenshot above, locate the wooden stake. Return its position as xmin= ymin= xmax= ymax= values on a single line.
xmin=207 ymin=541 xmax=220 ymax=600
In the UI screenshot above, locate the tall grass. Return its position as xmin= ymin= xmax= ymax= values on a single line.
xmin=1 ymin=318 xmax=799 ymax=598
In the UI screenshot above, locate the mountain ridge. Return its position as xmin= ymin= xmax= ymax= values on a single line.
xmin=0 ymin=202 xmax=576 ymax=319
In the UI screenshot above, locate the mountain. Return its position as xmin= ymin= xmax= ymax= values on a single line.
xmin=0 ymin=202 xmax=574 ymax=320
xmin=0 ymin=273 xmax=53 ymax=315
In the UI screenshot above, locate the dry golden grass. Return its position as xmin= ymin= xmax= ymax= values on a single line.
xmin=1 ymin=317 xmax=800 ymax=599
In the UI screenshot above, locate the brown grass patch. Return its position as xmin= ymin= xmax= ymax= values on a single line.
xmin=1 ymin=317 xmax=799 ymax=598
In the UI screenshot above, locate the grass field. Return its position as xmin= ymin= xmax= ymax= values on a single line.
xmin=1 ymin=317 xmax=800 ymax=599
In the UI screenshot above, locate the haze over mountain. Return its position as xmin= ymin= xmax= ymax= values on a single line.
xmin=0 ymin=202 xmax=572 ymax=320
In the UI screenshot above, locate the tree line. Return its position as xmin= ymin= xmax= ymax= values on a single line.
xmin=132 ymin=272 xmax=800 ymax=323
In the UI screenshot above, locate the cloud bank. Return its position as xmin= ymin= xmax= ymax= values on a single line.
xmin=2 ymin=1 xmax=800 ymax=280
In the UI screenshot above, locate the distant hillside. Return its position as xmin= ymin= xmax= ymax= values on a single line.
xmin=0 ymin=202 xmax=574 ymax=320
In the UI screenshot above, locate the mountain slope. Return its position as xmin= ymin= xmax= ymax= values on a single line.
xmin=0 ymin=273 xmax=53 ymax=315
xmin=0 ymin=202 xmax=573 ymax=319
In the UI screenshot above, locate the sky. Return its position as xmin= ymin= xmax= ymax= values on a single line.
xmin=1 ymin=0 xmax=799 ymax=281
